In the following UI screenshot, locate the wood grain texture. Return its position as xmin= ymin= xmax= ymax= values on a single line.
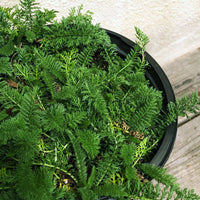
xmin=165 ymin=115 xmax=200 ymax=195
xmin=163 ymin=47 xmax=200 ymax=98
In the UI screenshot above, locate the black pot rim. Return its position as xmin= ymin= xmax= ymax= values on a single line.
xmin=104 ymin=29 xmax=178 ymax=167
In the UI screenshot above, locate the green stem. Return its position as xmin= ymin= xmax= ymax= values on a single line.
xmin=10 ymin=156 xmax=77 ymax=184
xmin=15 ymin=64 xmax=28 ymax=79
xmin=4 ymin=93 xmax=20 ymax=108
xmin=107 ymin=60 xmax=132 ymax=83
xmin=146 ymin=138 xmax=159 ymax=153
xmin=42 ymin=132 xmax=55 ymax=141
xmin=32 ymin=162 xmax=77 ymax=184
xmin=122 ymin=88 xmax=131 ymax=103
xmin=0 ymin=186 xmax=10 ymax=190
xmin=37 ymin=95 xmax=46 ymax=110
xmin=115 ymin=60 xmax=132 ymax=77
xmin=132 ymin=137 xmax=159 ymax=168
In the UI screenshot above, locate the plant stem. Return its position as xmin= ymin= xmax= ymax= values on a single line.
xmin=36 ymin=95 xmax=46 ymax=110
xmin=122 ymin=88 xmax=131 ymax=103
xmin=115 ymin=60 xmax=132 ymax=77
xmin=42 ymin=132 xmax=55 ymax=141
xmin=10 ymin=156 xmax=77 ymax=184
xmin=146 ymin=138 xmax=159 ymax=153
xmin=0 ymin=186 xmax=10 ymax=190
xmin=32 ymin=162 xmax=77 ymax=184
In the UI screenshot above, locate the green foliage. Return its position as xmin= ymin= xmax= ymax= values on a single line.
xmin=0 ymin=0 xmax=200 ymax=199
xmin=15 ymin=164 xmax=53 ymax=200
xmin=94 ymin=184 xmax=127 ymax=198
xmin=25 ymin=30 xmax=36 ymax=43
xmin=135 ymin=27 xmax=149 ymax=68
xmin=66 ymin=131 xmax=87 ymax=187
xmin=78 ymin=187 xmax=97 ymax=200
xmin=0 ymin=80 xmax=22 ymax=109
xmin=14 ymin=128 xmax=40 ymax=162
xmin=132 ymin=137 xmax=149 ymax=167
xmin=0 ymin=57 xmax=12 ymax=76
xmin=125 ymin=166 xmax=137 ymax=181
xmin=139 ymin=163 xmax=179 ymax=189
xmin=19 ymin=92 xmax=40 ymax=126
xmin=157 ymin=92 xmax=200 ymax=132
xmin=42 ymin=104 xmax=66 ymax=133
xmin=135 ymin=27 xmax=149 ymax=51
xmin=120 ymin=143 xmax=136 ymax=165
xmin=0 ymin=116 xmax=25 ymax=144
xmin=77 ymin=130 xmax=100 ymax=160
xmin=0 ymin=40 xmax=15 ymax=56
xmin=94 ymin=153 xmax=119 ymax=187
xmin=171 ymin=92 xmax=200 ymax=117
xmin=19 ymin=0 xmax=39 ymax=23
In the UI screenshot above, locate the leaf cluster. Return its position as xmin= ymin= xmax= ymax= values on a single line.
xmin=0 ymin=0 xmax=200 ymax=200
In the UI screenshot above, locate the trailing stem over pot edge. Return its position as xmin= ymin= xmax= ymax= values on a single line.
xmin=0 ymin=0 xmax=200 ymax=199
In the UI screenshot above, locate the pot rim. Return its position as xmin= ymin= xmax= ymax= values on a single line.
xmin=104 ymin=28 xmax=178 ymax=167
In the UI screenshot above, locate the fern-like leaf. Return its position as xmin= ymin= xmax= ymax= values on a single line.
xmin=78 ymin=187 xmax=98 ymax=200
xmin=0 ymin=81 xmax=21 ymax=109
xmin=0 ymin=40 xmax=15 ymax=56
xmin=94 ymin=183 xmax=127 ymax=198
xmin=65 ymin=111 xmax=86 ymax=129
xmin=66 ymin=130 xmax=87 ymax=187
xmin=81 ymin=81 xmax=108 ymax=116
xmin=0 ymin=115 xmax=26 ymax=145
xmin=14 ymin=128 xmax=40 ymax=162
xmin=132 ymin=137 xmax=149 ymax=167
xmin=173 ymin=92 xmax=200 ymax=117
xmin=54 ymin=85 xmax=77 ymax=100
xmin=120 ymin=143 xmax=136 ymax=165
xmin=125 ymin=166 xmax=137 ymax=181
xmin=139 ymin=163 xmax=179 ymax=189
xmin=19 ymin=0 xmax=40 ymax=27
xmin=158 ymin=92 xmax=200 ymax=131
xmin=86 ymin=166 xmax=96 ymax=189
xmin=77 ymin=46 xmax=94 ymax=68
xmin=76 ymin=130 xmax=100 ymax=160
xmin=0 ymin=57 xmax=12 ymax=76
xmin=95 ymin=153 xmax=119 ymax=186
xmin=128 ymin=85 xmax=162 ymax=131
xmin=15 ymin=163 xmax=54 ymax=200
xmin=19 ymin=93 xmax=40 ymax=127
xmin=41 ymin=103 xmax=66 ymax=133
xmin=42 ymin=70 xmax=57 ymax=99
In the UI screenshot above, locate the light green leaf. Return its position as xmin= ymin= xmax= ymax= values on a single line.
xmin=25 ymin=30 xmax=36 ymax=43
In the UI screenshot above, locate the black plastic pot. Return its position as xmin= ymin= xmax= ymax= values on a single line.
xmin=105 ymin=29 xmax=177 ymax=167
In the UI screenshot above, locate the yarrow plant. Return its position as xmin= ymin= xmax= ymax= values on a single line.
xmin=0 ymin=0 xmax=200 ymax=199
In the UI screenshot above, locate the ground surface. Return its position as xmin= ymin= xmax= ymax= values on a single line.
xmin=163 ymin=48 xmax=200 ymax=195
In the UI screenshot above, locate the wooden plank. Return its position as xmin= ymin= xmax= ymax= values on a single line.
xmin=163 ymin=47 xmax=200 ymax=125
xmin=163 ymin=47 xmax=200 ymax=99
xmin=164 ymin=115 xmax=200 ymax=195
xmin=178 ymin=113 xmax=200 ymax=127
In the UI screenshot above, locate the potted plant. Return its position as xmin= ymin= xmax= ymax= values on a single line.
xmin=0 ymin=0 xmax=200 ymax=199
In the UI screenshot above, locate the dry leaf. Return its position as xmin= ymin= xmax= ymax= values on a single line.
xmin=56 ymin=83 xmax=61 ymax=92
xmin=122 ymin=119 xmax=130 ymax=131
xmin=129 ymin=130 xmax=144 ymax=140
xmin=6 ymin=80 xmax=18 ymax=88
